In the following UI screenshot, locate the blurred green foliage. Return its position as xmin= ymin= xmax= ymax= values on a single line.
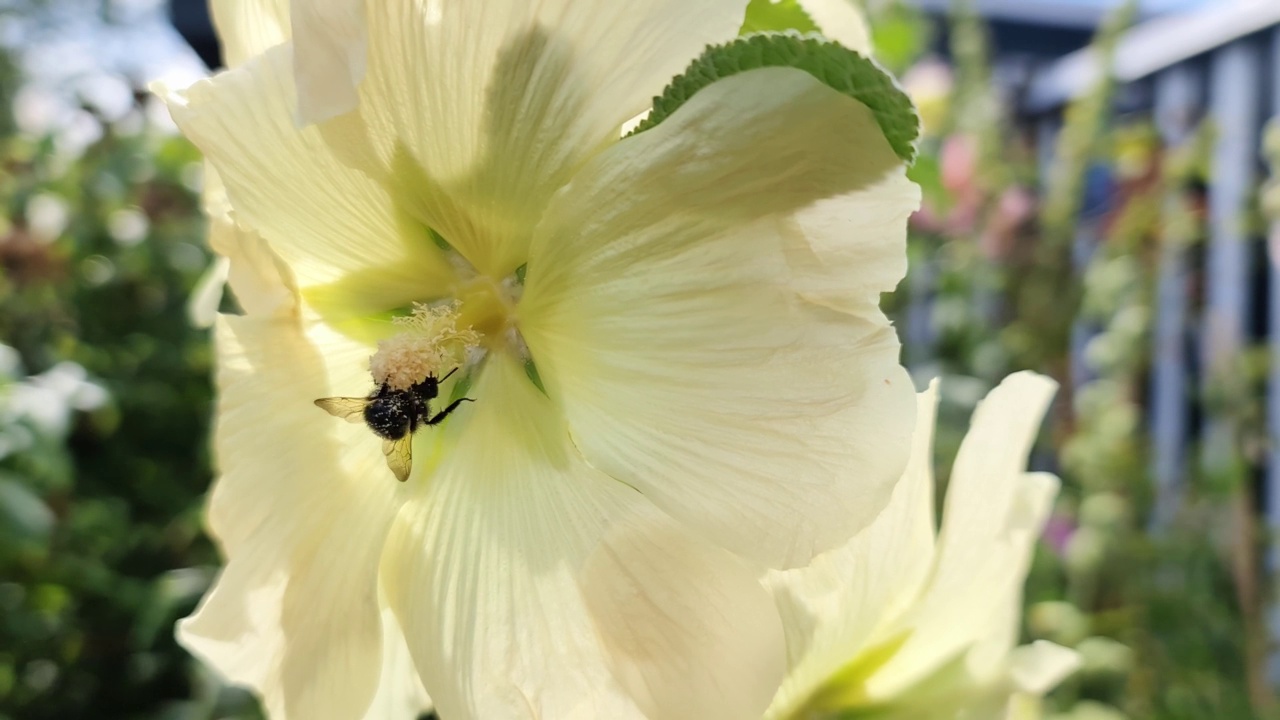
xmin=0 ymin=43 xmax=262 ymax=720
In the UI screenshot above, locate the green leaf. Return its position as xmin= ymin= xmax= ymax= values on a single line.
xmin=739 ymin=0 xmax=819 ymax=35
xmin=427 ymin=226 xmax=452 ymax=251
xmin=523 ymin=358 xmax=548 ymax=396
xmin=448 ymin=370 xmax=474 ymax=402
xmin=631 ymin=34 xmax=919 ymax=163
xmin=0 ymin=477 xmax=55 ymax=547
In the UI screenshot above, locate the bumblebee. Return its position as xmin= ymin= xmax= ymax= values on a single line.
xmin=315 ymin=368 xmax=472 ymax=482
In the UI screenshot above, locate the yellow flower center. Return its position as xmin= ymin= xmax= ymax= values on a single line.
xmin=366 ymin=273 xmax=524 ymax=391
xmin=453 ymin=275 xmax=520 ymax=352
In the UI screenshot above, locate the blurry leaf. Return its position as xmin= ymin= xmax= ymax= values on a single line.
xmin=134 ymin=568 xmax=213 ymax=647
xmin=739 ymin=0 xmax=820 ymax=35
xmin=0 ymin=478 xmax=54 ymax=548
xmin=867 ymin=5 xmax=930 ymax=74
xmin=907 ymin=149 xmax=945 ymax=208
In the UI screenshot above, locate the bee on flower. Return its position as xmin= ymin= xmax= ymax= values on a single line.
xmin=165 ymin=0 xmax=922 ymax=718
xmin=315 ymin=303 xmax=480 ymax=482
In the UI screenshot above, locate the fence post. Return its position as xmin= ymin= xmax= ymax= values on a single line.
xmin=1268 ymin=28 xmax=1280 ymax=556
xmin=904 ymin=245 xmax=935 ymax=367
xmin=1202 ymin=39 xmax=1262 ymax=465
xmin=1265 ymin=28 xmax=1280 ymax=686
xmin=1204 ymin=37 xmax=1270 ymax=704
xmin=1149 ymin=62 xmax=1204 ymax=531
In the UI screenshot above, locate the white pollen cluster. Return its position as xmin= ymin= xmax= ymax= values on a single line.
xmin=368 ymin=302 xmax=480 ymax=391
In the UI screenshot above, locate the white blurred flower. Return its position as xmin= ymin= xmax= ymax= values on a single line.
xmin=0 ymin=346 xmax=20 ymax=377
xmin=25 ymin=193 xmax=70 ymax=244
xmin=77 ymin=72 xmax=135 ymax=122
xmin=765 ymin=372 xmax=1080 ymax=720
xmin=1 ymin=358 xmax=108 ymax=445
xmin=13 ymin=86 xmax=65 ymax=137
xmin=108 ymin=207 xmax=150 ymax=246
xmin=902 ymin=57 xmax=954 ymax=136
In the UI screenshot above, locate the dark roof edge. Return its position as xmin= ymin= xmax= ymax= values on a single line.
xmin=1023 ymin=0 xmax=1280 ymax=112
xmin=908 ymin=0 xmax=1119 ymax=29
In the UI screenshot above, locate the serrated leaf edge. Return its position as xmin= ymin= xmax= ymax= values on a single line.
xmin=629 ymin=32 xmax=920 ymax=165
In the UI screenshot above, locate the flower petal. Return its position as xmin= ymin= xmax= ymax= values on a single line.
xmin=189 ymin=255 xmax=230 ymax=328
xmin=520 ymin=67 xmax=915 ymax=569
xmin=180 ymin=305 xmax=401 ymax=719
xmin=962 ymin=471 xmax=1062 ymax=681
xmin=762 ymin=384 xmax=939 ymax=719
xmin=862 ymin=373 xmax=1060 ymax=699
xmin=192 ymin=84 xmax=296 ymax=325
xmin=379 ymin=353 xmax=640 ymax=719
xmin=341 ymin=0 xmax=750 ymax=276
xmin=361 ymin=607 xmax=432 ymax=720
xmin=166 ymin=44 xmax=454 ymax=319
xmin=291 ymin=0 xmax=367 ymax=124
xmin=211 ymin=0 xmax=289 ymax=67
xmin=581 ymin=508 xmax=786 ymax=720
xmin=212 ymin=220 xmax=299 ymax=319
xmin=781 ymin=170 xmax=919 ymax=314
xmin=937 ymin=372 xmax=1058 ymax=562
xmin=381 ymin=353 xmax=780 ymax=719
xmin=202 ymin=165 xmax=298 ymax=319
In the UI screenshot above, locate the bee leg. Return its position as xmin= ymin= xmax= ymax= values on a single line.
xmin=424 ymin=397 xmax=474 ymax=425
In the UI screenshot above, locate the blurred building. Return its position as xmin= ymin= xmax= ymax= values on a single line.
xmin=169 ymin=0 xmax=217 ymax=69
xmin=169 ymin=0 xmax=1206 ymax=73
xmin=915 ymin=0 xmax=1105 ymax=59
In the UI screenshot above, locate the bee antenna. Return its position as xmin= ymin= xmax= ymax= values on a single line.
xmin=438 ymin=367 xmax=459 ymax=382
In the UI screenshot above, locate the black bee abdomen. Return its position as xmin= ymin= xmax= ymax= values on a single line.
xmin=364 ymin=395 xmax=412 ymax=440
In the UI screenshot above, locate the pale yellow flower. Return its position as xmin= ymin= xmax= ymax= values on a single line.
xmin=169 ymin=1 xmax=920 ymax=718
xmin=798 ymin=0 xmax=872 ymax=54
xmin=765 ymin=373 xmax=1081 ymax=720
xmin=902 ymin=59 xmax=954 ymax=137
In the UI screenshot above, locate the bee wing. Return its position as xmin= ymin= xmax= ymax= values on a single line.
xmin=382 ymin=436 xmax=413 ymax=483
xmin=314 ymin=397 xmax=370 ymax=423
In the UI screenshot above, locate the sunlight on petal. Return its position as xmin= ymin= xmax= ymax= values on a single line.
xmin=763 ymin=383 xmax=937 ymax=720
xmin=292 ymin=0 xmax=367 ymax=124
xmin=522 ymin=67 xmax=915 ymax=569
xmin=765 ymin=374 xmax=1076 ymax=718
xmin=165 ymin=45 xmax=454 ymax=318
xmin=181 ymin=306 xmax=403 ymax=719
xmin=211 ymin=0 xmax=289 ymax=67
xmin=582 ymin=508 xmax=786 ymax=720
xmin=379 ymin=353 xmax=643 ymax=719
xmin=340 ymin=0 xmax=750 ymax=277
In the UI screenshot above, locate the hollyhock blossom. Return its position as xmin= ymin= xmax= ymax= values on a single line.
xmin=797 ymin=0 xmax=872 ymax=51
xmin=765 ymin=373 xmax=1080 ymax=720
xmin=166 ymin=1 xmax=921 ymax=717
